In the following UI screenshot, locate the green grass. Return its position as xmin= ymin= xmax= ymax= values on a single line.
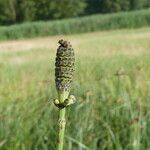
xmin=0 ymin=9 xmax=150 ymax=40
xmin=0 ymin=27 xmax=150 ymax=150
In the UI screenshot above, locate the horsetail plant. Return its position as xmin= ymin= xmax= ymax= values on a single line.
xmin=53 ymin=39 xmax=76 ymax=150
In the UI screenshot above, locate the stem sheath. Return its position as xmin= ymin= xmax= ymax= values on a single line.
xmin=57 ymin=91 xmax=69 ymax=150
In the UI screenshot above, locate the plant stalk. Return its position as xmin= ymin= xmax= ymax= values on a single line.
xmin=57 ymin=91 xmax=69 ymax=150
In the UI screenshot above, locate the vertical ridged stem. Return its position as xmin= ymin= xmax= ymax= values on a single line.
xmin=57 ymin=91 xmax=69 ymax=150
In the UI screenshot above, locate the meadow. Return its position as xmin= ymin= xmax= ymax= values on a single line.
xmin=0 ymin=27 xmax=150 ymax=150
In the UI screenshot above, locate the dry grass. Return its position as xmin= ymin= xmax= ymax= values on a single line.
xmin=0 ymin=27 xmax=149 ymax=57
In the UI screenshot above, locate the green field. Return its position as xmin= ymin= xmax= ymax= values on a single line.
xmin=0 ymin=27 xmax=150 ymax=150
xmin=0 ymin=9 xmax=150 ymax=40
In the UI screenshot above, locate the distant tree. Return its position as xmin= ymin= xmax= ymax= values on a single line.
xmin=85 ymin=0 xmax=101 ymax=14
xmin=0 ymin=0 xmax=35 ymax=24
xmin=121 ymin=0 xmax=131 ymax=11
xmin=144 ymin=0 xmax=150 ymax=7
xmin=15 ymin=0 xmax=35 ymax=22
xmin=129 ymin=0 xmax=150 ymax=10
xmin=130 ymin=0 xmax=142 ymax=9
xmin=0 ymin=0 xmax=149 ymax=25
xmin=31 ymin=0 xmax=53 ymax=20
xmin=100 ymin=0 xmax=122 ymax=13
xmin=85 ymin=0 xmax=130 ymax=14
xmin=33 ymin=0 xmax=86 ymax=20
xmin=52 ymin=0 xmax=87 ymax=19
xmin=0 ymin=0 xmax=16 ymax=24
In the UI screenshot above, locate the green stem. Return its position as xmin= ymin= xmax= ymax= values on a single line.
xmin=57 ymin=91 xmax=69 ymax=150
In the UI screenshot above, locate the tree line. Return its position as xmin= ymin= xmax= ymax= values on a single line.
xmin=0 ymin=0 xmax=149 ymax=25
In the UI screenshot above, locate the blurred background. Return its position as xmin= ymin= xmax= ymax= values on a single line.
xmin=0 ymin=0 xmax=150 ymax=25
xmin=0 ymin=0 xmax=150 ymax=150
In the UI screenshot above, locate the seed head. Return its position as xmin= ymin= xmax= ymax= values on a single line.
xmin=55 ymin=39 xmax=75 ymax=91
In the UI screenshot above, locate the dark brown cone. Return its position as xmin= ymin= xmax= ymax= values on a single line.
xmin=55 ymin=39 xmax=75 ymax=91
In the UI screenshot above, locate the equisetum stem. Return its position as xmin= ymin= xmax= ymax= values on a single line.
xmin=57 ymin=91 xmax=69 ymax=150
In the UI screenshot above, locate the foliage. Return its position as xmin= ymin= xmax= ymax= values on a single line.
xmin=0 ymin=9 xmax=149 ymax=40
xmin=0 ymin=0 xmax=150 ymax=25
xmin=99 ymin=0 xmax=144 ymax=12
xmin=86 ymin=0 xmax=150 ymax=14
xmin=85 ymin=0 xmax=101 ymax=14
xmin=0 ymin=0 xmax=86 ymax=24
xmin=0 ymin=0 xmax=35 ymax=24
xmin=100 ymin=0 xmax=122 ymax=13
